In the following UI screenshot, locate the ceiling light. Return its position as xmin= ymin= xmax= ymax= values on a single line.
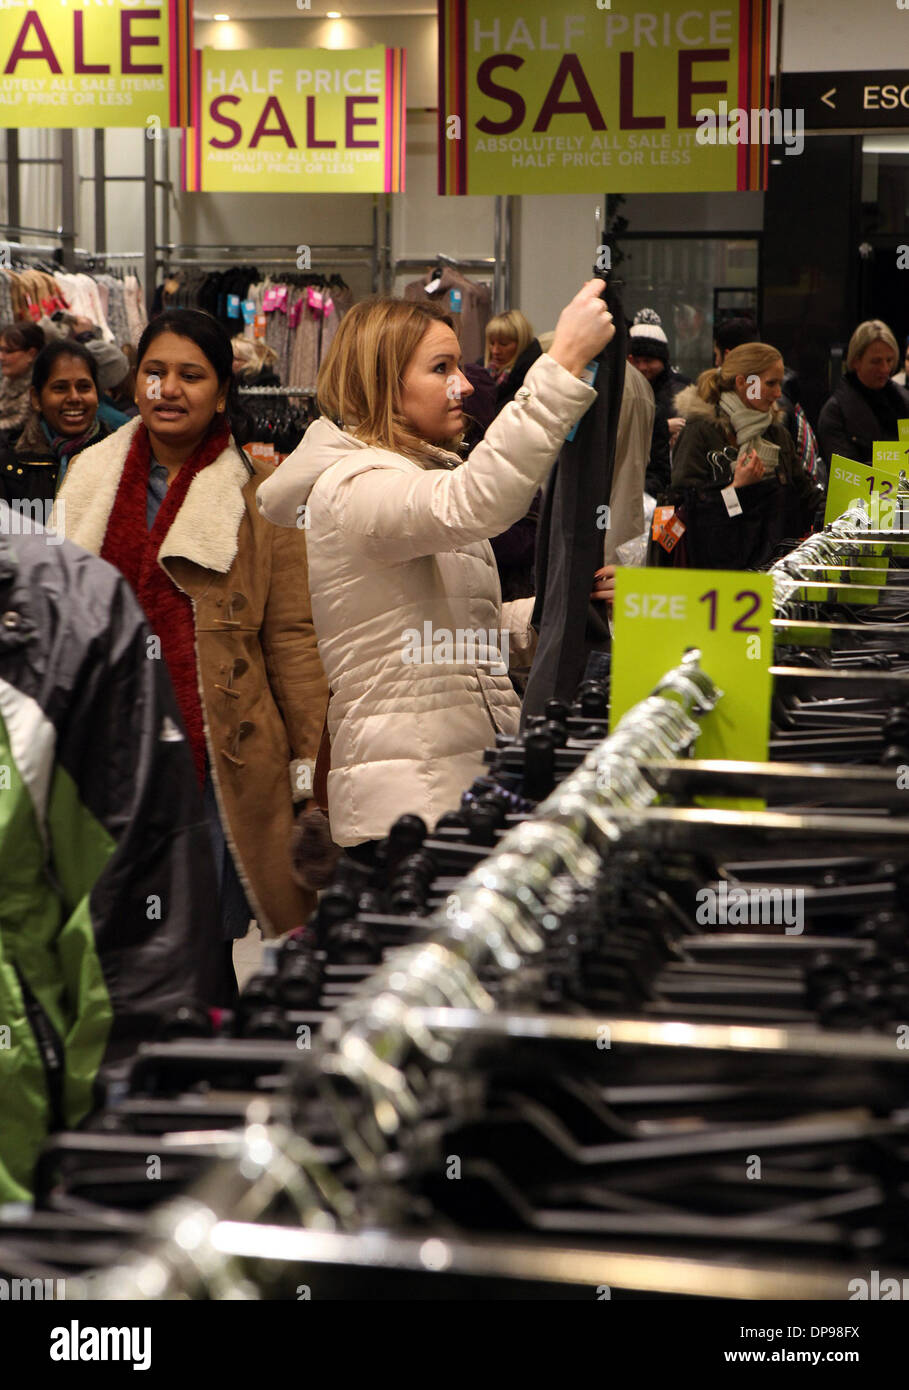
xmin=327 ymin=11 xmax=342 ymax=17
xmin=213 ymin=13 xmax=230 ymax=20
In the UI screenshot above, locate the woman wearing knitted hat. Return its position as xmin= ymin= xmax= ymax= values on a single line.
xmin=627 ymin=308 xmax=690 ymax=449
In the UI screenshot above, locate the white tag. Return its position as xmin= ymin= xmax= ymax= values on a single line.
xmin=721 ymin=484 xmax=742 ymax=517
xmin=424 ymin=276 xmax=442 ymax=294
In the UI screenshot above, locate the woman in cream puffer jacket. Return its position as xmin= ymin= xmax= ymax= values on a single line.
xmin=257 ymin=283 xmax=613 ymax=847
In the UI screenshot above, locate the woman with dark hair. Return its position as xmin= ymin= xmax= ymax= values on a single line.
xmin=53 ymin=308 xmax=328 ymax=984
xmin=0 ymin=321 xmax=45 ymax=441
xmin=0 ymin=340 xmax=111 ymax=510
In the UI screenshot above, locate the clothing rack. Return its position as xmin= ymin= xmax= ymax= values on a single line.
xmin=157 ymin=242 xmax=380 ymax=291
xmin=391 ymin=196 xmax=515 ymax=312
xmin=0 ymin=240 xmax=63 ymax=261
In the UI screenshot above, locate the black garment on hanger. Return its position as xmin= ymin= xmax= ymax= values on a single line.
xmin=521 ymin=283 xmax=627 ymax=721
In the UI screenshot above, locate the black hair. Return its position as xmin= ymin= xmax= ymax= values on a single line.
xmin=1 ymin=321 xmax=46 ymax=355
xmin=31 ymin=340 xmax=99 ymax=397
xmin=136 ymin=308 xmax=250 ymax=440
xmin=715 ymin=317 xmax=761 ymax=355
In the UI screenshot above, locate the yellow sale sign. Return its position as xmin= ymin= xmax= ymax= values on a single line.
xmin=184 ymin=46 xmax=406 ymax=192
xmin=0 ymin=0 xmax=193 ymax=128
xmin=439 ymin=0 xmax=772 ymax=193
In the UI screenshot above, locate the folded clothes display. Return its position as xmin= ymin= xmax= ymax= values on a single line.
xmin=6 ymin=508 xmax=909 ymax=1300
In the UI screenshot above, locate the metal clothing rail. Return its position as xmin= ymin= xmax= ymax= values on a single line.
xmin=158 ymin=256 xmax=373 ymax=270
xmin=157 ymin=238 xmax=381 ymax=291
xmin=0 ymin=239 xmax=62 ymax=259
xmin=239 ymin=386 xmax=315 ymax=396
xmin=390 ymin=195 xmax=515 ymax=312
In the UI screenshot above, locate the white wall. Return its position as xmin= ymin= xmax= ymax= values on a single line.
xmin=779 ymin=0 xmax=909 ymax=72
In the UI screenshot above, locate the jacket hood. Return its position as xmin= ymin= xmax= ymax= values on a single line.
xmin=256 ymin=418 xmax=368 ymax=527
xmin=256 ymin=417 xmax=460 ymax=528
xmin=674 ymin=383 xmax=714 ymax=419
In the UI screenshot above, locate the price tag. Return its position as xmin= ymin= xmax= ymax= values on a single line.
xmin=565 ymin=359 xmax=599 ymax=442
xmin=253 ymin=312 xmax=267 ymax=340
xmin=899 ymin=420 xmax=909 ymax=441
xmin=245 ymin=441 xmax=276 ymax=464
xmin=720 ymin=483 xmax=743 ymax=517
xmin=241 ymin=299 xmax=256 ymax=325
xmin=610 ymin=568 xmax=774 ymax=770
xmin=824 ymin=452 xmax=906 ymax=528
xmin=226 ymin=294 xmax=241 ymax=318
xmin=448 ymin=288 xmax=462 ymax=312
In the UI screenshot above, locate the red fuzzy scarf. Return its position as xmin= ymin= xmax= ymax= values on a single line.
xmin=101 ymin=418 xmax=231 ymax=784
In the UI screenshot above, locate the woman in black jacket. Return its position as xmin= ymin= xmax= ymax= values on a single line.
xmin=817 ymin=320 xmax=909 ymax=464
xmin=672 ymin=342 xmax=824 ymax=570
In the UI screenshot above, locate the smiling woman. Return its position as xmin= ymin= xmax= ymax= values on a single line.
xmin=53 ymin=309 xmax=328 ymax=984
xmin=0 ymin=341 xmax=108 ymax=510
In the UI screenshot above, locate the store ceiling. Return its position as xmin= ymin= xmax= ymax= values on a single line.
xmin=195 ymin=0 xmax=435 ymax=17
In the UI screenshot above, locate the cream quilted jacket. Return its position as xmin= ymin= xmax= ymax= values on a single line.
xmin=257 ymin=352 xmax=596 ymax=846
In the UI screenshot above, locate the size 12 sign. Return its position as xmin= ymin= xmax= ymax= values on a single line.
xmin=610 ymin=568 xmax=773 ymax=765
xmin=824 ymin=452 xmax=906 ymax=528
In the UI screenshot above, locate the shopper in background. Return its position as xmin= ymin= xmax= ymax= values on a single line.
xmin=53 ymin=308 xmax=328 ymax=978
xmin=232 ymin=334 xmax=281 ymax=387
xmin=0 ymin=321 xmax=44 ymax=443
xmin=256 ymin=282 xmax=613 ymax=851
xmin=106 ymin=343 xmax=139 ymax=419
xmin=627 ymin=308 xmax=690 ymax=452
xmin=713 ymin=316 xmax=760 ymax=366
xmin=484 ymin=309 xmax=534 ymax=385
xmin=0 ymin=341 xmax=112 ymax=509
xmin=891 ymin=334 xmax=909 ymax=387
xmin=683 ymin=318 xmax=825 ymax=486
xmin=817 ymin=320 xmax=909 ymax=464
xmin=38 ymin=312 xmax=131 ymax=431
xmin=671 ymin=342 xmax=824 ymax=569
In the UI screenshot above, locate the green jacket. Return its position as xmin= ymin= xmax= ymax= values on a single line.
xmin=0 ymin=505 xmax=221 ymax=1202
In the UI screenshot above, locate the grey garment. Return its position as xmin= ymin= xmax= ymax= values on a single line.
xmin=403 ymin=268 xmax=491 ymax=365
xmin=0 ymin=370 xmax=33 ymax=435
xmin=0 ymin=271 xmax=13 ymax=326
xmin=84 ymin=335 xmax=130 ymax=392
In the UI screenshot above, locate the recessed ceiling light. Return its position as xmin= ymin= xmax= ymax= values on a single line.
xmin=213 ymin=13 xmax=230 ymax=20
xmin=327 ymin=11 xmax=342 ymax=17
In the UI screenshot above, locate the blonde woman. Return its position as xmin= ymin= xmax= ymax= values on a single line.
xmin=231 ymin=335 xmax=280 ymax=387
xmin=671 ymin=342 xmax=823 ymax=570
xmin=257 ymin=282 xmax=613 ymax=849
xmin=484 ymin=309 xmax=534 ymax=384
xmin=817 ymin=320 xmax=909 ymax=464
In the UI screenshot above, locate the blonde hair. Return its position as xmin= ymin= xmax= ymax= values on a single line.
xmin=484 ymin=309 xmax=534 ymax=368
xmin=232 ymin=335 xmax=277 ymax=378
xmin=846 ymin=319 xmax=899 ymax=372
xmin=317 ymin=296 xmax=455 ymax=463
xmin=695 ymin=342 xmax=784 ymax=406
